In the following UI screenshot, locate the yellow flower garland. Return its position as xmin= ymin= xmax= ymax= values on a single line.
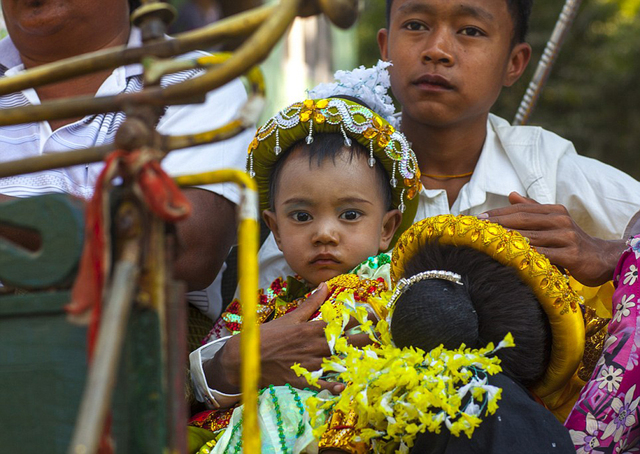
xmin=293 ymin=300 xmax=515 ymax=452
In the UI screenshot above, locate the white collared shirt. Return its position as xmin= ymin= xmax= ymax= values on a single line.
xmin=0 ymin=29 xmax=254 ymax=319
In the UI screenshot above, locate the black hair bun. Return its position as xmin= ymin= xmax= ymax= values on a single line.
xmin=392 ymin=241 xmax=551 ymax=387
xmin=391 ymin=279 xmax=478 ymax=352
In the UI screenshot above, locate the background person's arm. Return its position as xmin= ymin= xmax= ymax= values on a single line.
xmin=174 ymin=188 xmax=236 ymax=291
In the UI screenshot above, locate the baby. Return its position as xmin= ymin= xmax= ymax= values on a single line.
xmin=188 ymin=89 xmax=421 ymax=453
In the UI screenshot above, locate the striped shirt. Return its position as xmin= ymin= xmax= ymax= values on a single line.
xmin=0 ymin=27 xmax=251 ymax=203
xmin=0 ymin=28 xmax=253 ymax=319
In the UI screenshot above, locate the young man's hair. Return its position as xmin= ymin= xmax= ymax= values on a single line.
xmin=129 ymin=0 xmax=141 ymax=12
xmin=390 ymin=240 xmax=551 ymax=387
xmin=385 ymin=0 xmax=533 ymax=44
xmin=268 ymin=132 xmax=393 ymax=211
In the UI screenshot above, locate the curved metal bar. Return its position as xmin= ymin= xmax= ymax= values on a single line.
xmin=0 ymin=145 xmax=114 ymax=179
xmin=0 ymin=0 xmax=296 ymax=127
xmin=0 ymin=115 xmax=254 ymax=179
xmin=0 ymin=3 xmax=274 ymax=96
xmin=160 ymin=0 xmax=299 ymax=101
xmin=145 ymin=52 xmax=266 ymax=94
xmin=513 ymin=0 xmax=584 ymax=125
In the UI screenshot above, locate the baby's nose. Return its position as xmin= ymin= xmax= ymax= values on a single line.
xmin=312 ymin=221 xmax=339 ymax=245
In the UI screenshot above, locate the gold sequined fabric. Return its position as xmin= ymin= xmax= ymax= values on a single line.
xmin=319 ymin=409 xmax=368 ymax=454
xmin=578 ymin=305 xmax=611 ymax=381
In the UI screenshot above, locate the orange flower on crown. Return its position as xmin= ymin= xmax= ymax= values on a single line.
xmin=363 ymin=116 xmax=395 ymax=148
xmin=300 ymin=99 xmax=329 ymax=123
xmin=248 ymin=137 xmax=259 ymax=154
xmin=405 ymin=167 xmax=423 ymax=200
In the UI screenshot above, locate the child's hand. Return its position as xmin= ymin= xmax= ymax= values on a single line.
xmin=217 ymin=283 xmax=371 ymax=393
xmin=480 ymin=192 xmax=626 ymax=286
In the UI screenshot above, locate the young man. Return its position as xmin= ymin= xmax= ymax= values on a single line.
xmin=0 ymin=0 xmax=253 ymax=318
xmin=377 ymin=0 xmax=640 ymax=287
xmin=256 ymin=0 xmax=640 ymax=295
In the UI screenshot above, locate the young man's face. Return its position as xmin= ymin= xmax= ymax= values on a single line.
xmin=263 ymin=148 xmax=401 ymax=288
xmin=378 ymin=0 xmax=531 ymax=129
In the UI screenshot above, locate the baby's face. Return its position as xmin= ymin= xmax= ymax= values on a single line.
xmin=264 ymin=148 xmax=399 ymax=287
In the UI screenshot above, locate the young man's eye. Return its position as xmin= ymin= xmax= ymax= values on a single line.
xmin=404 ymin=21 xmax=427 ymax=31
xmin=459 ymin=27 xmax=485 ymax=37
xmin=291 ymin=212 xmax=311 ymax=222
xmin=340 ymin=210 xmax=361 ymax=221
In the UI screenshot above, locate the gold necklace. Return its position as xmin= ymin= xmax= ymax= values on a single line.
xmin=422 ymin=170 xmax=474 ymax=180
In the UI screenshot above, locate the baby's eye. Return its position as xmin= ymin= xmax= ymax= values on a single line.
xmin=340 ymin=210 xmax=361 ymax=221
xmin=404 ymin=21 xmax=427 ymax=31
xmin=459 ymin=27 xmax=485 ymax=37
xmin=291 ymin=212 xmax=311 ymax=222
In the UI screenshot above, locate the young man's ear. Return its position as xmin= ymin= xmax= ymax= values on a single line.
xmin=377 ymin=28 xmax=389 ymax=61
xmin=504 ymin=42 xmax=532 ymax=87
xmin=262 ymin=210 xmax=283 ymax=252
xmin=379 ymin=209 xmax=402 ymax=251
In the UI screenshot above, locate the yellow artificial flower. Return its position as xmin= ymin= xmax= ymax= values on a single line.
xmin=300 ymin=99 xmax=329 ymax=123
xmin=293 ymin=299 xmax=515 ymax=451
xmin=363 ymin=116 xmax=395 ymax=148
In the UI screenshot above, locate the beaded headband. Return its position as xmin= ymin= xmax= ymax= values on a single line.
xmin=246 ymin=97 xmax=421 ymax=247
xmin=391 ymin=215 xmax=585 ymax=400
xmin=387 ymin=270 xmax=463 ymax=309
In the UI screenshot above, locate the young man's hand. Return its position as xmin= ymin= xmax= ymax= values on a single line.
xmin=480 ymin=192 xmax=626 ymax=287
xmin=211 ymin=282 xmax=371 ymax=394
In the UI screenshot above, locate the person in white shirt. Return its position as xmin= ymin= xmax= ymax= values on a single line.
xmin=255 ymin=113 xmax=640 ymax=290
xmin=377 ymin=0 xmax=640 ymax=287
xmin=190 ymin=0 xmax=640 ymax=411
xmin=0 ymin=0 xmax=253 ymax=319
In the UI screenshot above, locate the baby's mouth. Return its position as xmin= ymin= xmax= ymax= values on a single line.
xmin=311 ymin=254 xmax=340 ymax=265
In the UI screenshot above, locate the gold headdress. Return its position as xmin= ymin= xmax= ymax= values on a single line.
xmin=391 ymin=215 xmax=585 ymax=399
xmin=246 ymin=97 xmax=421 ymax=246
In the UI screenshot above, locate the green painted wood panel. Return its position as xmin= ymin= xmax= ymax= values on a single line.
xmin=0 ymin=291 xmax=88 ymax=454
xmin=0 ymin=193 xmax=84 ymax=289
xmin=0 ymin=194 xmax=170 ymax=452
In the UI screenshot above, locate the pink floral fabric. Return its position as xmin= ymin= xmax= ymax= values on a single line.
xmin=565 ymin=236 xmax=640 ymax=453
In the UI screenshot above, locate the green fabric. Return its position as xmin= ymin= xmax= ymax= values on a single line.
xmin=188 ymin=426 xmax=218 ymax=454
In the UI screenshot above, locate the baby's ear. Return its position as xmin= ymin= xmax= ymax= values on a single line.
xmin=379 ymin=209 xmax=402 ymax=251
xmin=262 ymin=210 xmax=283 ymax=251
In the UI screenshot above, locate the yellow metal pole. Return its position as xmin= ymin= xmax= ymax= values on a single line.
xmin=174 ymin=170 xmax=261 ymax=452
xmin=0 ymin=0 xmax=298 ymax=127
xmin=0 ymin=4 xmax=275 ymax=96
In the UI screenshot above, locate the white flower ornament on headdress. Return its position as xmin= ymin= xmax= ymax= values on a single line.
xmin=307 ymin=60 xmax=397 ymax=126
